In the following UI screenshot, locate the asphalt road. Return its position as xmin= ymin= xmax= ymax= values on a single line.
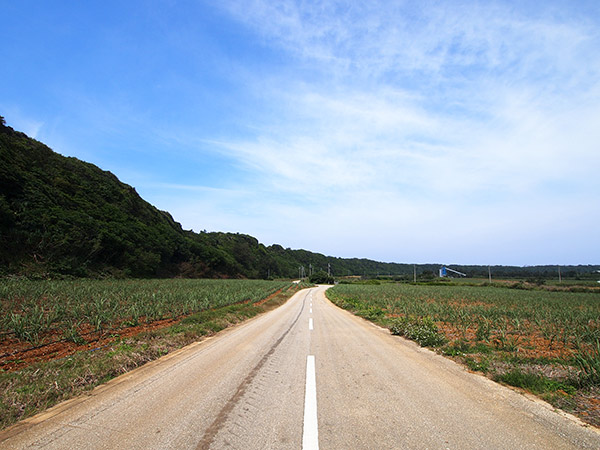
xmin=1 ymin=286 xmax=599 ymax=449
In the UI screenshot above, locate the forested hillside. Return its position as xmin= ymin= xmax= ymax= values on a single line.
xmin=0 ymin=117 xmax=188 ymax=277
xmin=1 ymin=116 xmax=597 ymax=279
xmin=0 ymin=116 xmax=394 ymax=279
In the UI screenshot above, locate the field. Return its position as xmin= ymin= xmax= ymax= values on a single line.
xmin=0 ymin=278 xmax=293 ymax=370
xmin=0 ymin=278 xmax=301 ymax=429
xmin=327 ymin=281 xmax=600 ymax=426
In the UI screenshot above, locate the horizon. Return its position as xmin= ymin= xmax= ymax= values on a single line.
xmin=2 ymin=1 xmax=599 ymax=266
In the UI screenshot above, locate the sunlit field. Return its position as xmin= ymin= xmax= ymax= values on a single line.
xmin=328 ymin=281 xmax=600 ymax=425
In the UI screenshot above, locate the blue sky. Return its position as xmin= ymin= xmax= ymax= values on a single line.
xmin=2 ymin=0 xmax=599 ymax=265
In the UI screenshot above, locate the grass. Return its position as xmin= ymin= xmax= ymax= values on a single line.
xmin=0 ymin=280 xmax=306 ymax=431
xmin=494 ymin=369 xmax=577 ymax=395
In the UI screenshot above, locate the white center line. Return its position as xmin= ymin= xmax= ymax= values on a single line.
xmin=309 ymin=318 xmax=314 ymax=330
xmin=310 ymin=308 xmax=313 ymax=314
xmin=303 ymin=355 xmax=319 ymax=450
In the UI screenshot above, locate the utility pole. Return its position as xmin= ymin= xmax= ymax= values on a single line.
xmin=558 ymin=266 xmax=562 ymax=283
xmin=327 ymin=263 xmax=331 ymax=277
xmin=413 ymin=264 xmax=416 ymax=282
xmin=488 ymin=265 xmax=492 ymax=283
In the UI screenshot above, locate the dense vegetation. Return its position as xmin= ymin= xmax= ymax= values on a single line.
xmin=0 ymin=278 xmax=291 ymax=345
xmin=1 ymin=116 xmax=598 ymax=279
xmin=328 ymin=283 xmax=600 ymax=352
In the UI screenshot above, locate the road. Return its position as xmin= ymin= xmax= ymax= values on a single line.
xmin=1 ymin=286 xmax=599 ymax=449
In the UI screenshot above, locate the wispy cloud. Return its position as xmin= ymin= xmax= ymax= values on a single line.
xmin=4 ymin=1 xmax=598 ymax=264
xmin=221 ymin=1 xmax=599 ymax=81
xmin=199 ymin=0 xmax=600 ymax=263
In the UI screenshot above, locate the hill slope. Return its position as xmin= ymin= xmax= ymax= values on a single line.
xmin=0 ymin=117 xmax=403 ymax=279
xmin=1 ymin=116 xmax=597 ymax=279
xmin=1 ymin=119 xmax=190 ymax=277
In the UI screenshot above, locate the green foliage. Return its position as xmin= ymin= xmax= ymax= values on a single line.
xmin=389 ymin=316 xmax=447 ymax=347
xmin=354 ymin=305 xmax=384 ymax=321
xmin=329 ymin=283 xmax=600 ymax=353
xmin=495 ymin=369 xmax=576 ymax=395
xmin=443 ymin=340 xmax=473 ymax=355
xmin=475 ymin=319 xmax=492 ymax=342
xmin=0 ymin=121 xmax=191 ymax=277
xmin=574 ymin=340 xmax=600 ymax=387
xmin=0 ymin=279 xmax=291 ymax=342
xmin=309 ymin=270 xmax=334 ymax=284
xmin=464 ymin=356 xmax=490 ymax=372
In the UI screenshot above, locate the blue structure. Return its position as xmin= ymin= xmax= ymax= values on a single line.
xmin=439 ymin=266 xmax=467 ymax=278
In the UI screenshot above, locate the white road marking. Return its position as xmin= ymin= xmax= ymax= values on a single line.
xmin=303 ymin=355 xmax=319 ymax=450
xmin=310 ymin=308 xmax=313 ymax=314
xmin=309 ymin=318 xmax=314 ymax=330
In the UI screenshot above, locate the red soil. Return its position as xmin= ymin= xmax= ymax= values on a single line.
xmin=0 ymin=318 xmax=179 ymax=372
xmin=1 ymin=288 xmax=285 ymax=372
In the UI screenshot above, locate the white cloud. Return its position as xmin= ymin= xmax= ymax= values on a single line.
xmin=195 ymin=1 xmax=600 ymax=263
xmin=220 ymin=1 xmax=599 ymax=82
xmin=4 ymin=1 xmax=598 ymax=265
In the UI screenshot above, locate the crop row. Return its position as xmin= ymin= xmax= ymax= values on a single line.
xmin=328 ymin=283 xmax=600 ymax=350
xmin=1 ymin=279 xmax=292 ymax=344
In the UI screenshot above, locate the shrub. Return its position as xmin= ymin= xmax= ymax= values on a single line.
xmin=309 ymin=270 xmax=335 ymax=284
xmin=356 ymin=307 xmax=384 ymax=321
xmin=389 ymin=316 xmax=447 ymax=347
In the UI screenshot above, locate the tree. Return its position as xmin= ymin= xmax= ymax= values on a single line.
xmin=309 ymin=270 xmax=334 ymax=284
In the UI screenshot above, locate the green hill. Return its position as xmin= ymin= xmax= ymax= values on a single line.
xmin=1 ymin=118 xmax=188 ymax=277
xmin=0 ymin=115 xmax=392 ymax=279
xmin=1 ymin=116 xmax=597 ymax=280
